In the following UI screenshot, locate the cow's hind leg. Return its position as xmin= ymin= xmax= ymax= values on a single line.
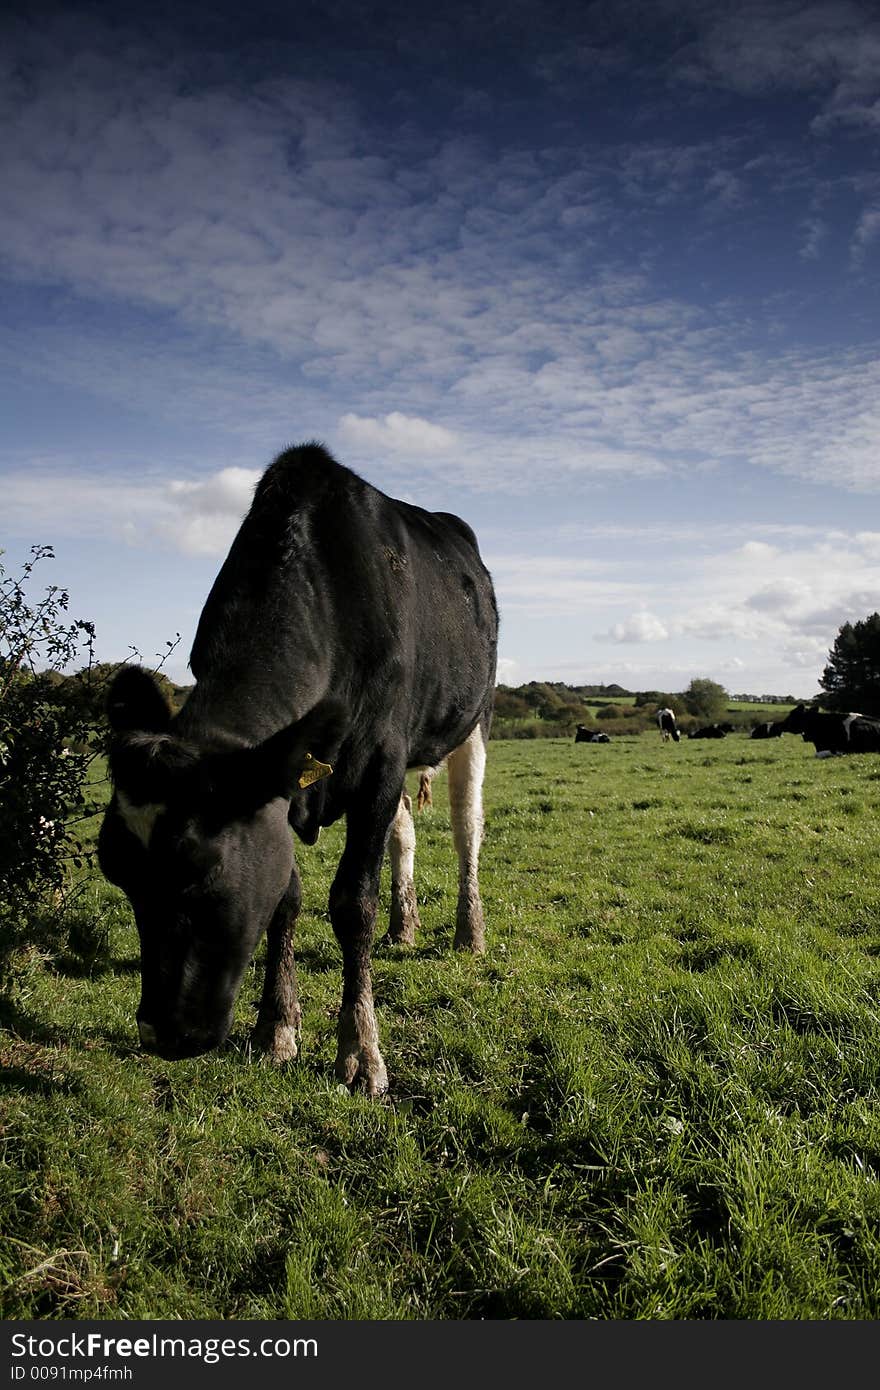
xmin=330 ymin=771 xmax=402 ymax=1096
xmin=252 ymin=865 xmax=302 ymax=1062
xmin=387 ymin=791 xmax=420 ymax=945
xmin=447 ymin=723 xmax=487 ymax=953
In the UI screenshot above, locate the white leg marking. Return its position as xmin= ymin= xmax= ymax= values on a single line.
xmin=447 ymin=725 xmax=487 ymax=952
xmin=388 ymin=792 xmax=420 ymax=944
xmin=336 ymin=996 xmax=388 ymax=1096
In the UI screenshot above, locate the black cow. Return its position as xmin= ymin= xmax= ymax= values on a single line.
xmin=688 ymin=724 xmax=727 ymax=739
xmin=657 ymin=708 xmax=680 ymax=742
xmin=780 ymin=703 xmax=880 ymax=756
xmin=750 ymin=720 xmax=785 ymax=739
xmin=98 ymin=443 xmax=498 ymax=1097
xmin=575 ymin=725 xmax=610 ymax=743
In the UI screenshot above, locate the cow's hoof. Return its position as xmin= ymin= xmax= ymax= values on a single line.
xmin=252 ymin=1020 xmax=300 ymax=1063
xmin=453 ymin=928 xmax=485 ymax=953
xmin=389 ymin=891 xmax=419 ymax=945
xmin=335 ymin=1048 xmax=388 ymax=1098
xmin=384 ymin=926 xmax=416 ymax=947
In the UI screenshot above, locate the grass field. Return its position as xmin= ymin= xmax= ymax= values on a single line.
xmin=3 ymin=730 xmax=880 ymax=1319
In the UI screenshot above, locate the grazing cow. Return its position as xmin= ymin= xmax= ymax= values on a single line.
xmin=98 ymin=443 xmax=498 ymax=1097
xmin=575 ymin=725 xmax=610 ymax=743
xmin=688 ymin=724 xmax=727 ymax=739
xmin=780 ymin=703 xmax=880 ymax=756
xmin=657 ymin=708 xmax=680 ymax=742
xmin=750 ymin=720 xmax=785 ymax=739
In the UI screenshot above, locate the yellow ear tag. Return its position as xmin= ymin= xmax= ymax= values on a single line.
xmin=298 ymin=752 xmax=333 ymax=789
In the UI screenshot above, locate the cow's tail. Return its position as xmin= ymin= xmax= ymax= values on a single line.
xmin=417 ymin=770 xmax=434 ymax=812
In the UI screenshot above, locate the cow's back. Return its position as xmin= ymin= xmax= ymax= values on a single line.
xmin=178 ymin=443 xmax=497 ymax=772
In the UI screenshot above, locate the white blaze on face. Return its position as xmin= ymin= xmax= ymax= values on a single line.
xmin=117 ymin=790 xmax=166 ymax=848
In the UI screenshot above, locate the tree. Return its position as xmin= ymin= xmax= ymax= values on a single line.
xmin=682 ymin=678 xmax=728 ymax=721
xmin=820 ymin=613 xmax=880 ymax=716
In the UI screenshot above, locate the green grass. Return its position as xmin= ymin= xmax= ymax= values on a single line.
xmin=727 ymin=700 xmax=797 ymax=715
xmin=3 ymin=732 xmax=880 ymax=1319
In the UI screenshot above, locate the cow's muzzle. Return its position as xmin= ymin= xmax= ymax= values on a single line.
xmin=137 ymin=1016 xmax=227 ymax=1059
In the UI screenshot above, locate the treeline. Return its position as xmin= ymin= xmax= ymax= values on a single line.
xmin=492 ymin=678 xmax=767 ymax=739
xmin=28 ymin=666 xmax=797 ymax=743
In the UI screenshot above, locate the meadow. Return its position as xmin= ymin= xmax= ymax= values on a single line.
xmin=3 ymin=730 xmax=880 ymax=1320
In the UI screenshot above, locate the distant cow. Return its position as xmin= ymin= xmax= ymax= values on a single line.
xmin=575 ymin=725 xmax=610 ymax=743
xmin=98 ymin=442 xmax=498 ymax=1098
xmin=780 ymin=704 xmax=880 ymax=756
xmin=688 ymin=724 xmax=727 ymax=739
xmin=750 ymin=720 xmax=785 ymax=739
xmin=657 ymin=708 xmax=680 ymax=742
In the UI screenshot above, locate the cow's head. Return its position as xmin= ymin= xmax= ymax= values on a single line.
xmin=781 ymin=703 xmax=807 ymax=735
xmin=98 ymin=667 xmax=337 ymax=1060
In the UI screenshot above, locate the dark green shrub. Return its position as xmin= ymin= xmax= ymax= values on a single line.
xmin=0 ymin=549 xmax=100 ymax=974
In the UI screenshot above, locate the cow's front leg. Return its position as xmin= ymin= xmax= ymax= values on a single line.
xmin=387 ymin=790 xmax=420 ymax=945
xmin=252 ymin=866 xmax=302 ymax=1062
xmin=329 ymin=781 xmax=400 ymax=1096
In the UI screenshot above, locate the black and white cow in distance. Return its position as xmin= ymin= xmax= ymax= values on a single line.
xmin=657 ymin=708 xmax=680 ymax=742
xmin=750 ymin=720 xmax=785 ymax=739
xmin=688 ymin=724 xmax=731 ymax=739
xmin=575 ymin=725 xmax=610 ymax=743
xmin=780 ymin=704 xmax=880 ymax=756
xmin=98 ymin=443 xmax=499 ymax=1097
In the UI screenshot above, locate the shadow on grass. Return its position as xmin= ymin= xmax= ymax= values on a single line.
xmin=0 ymin=995 xmax=67 ymax=1047
xmin=0 ymin=1064 xmax=84 ymax=1098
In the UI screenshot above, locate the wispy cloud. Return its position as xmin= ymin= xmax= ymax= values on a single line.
xmin=673 ymin=0 xmax=880 ymax=133
xmin=2 ymin=9 xmax=879 ymax=499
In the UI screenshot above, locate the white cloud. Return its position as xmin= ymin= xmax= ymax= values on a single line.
xmin=159 ymin=468 xmax=262 ymax=555
xmin=599 ymin=611 xmax=670 ymax=644
xmin=3 ymin=462 xmax=259 ymax=558
xmin=338 ymin=412 xmax=458 ymax=455
xmin=168 ymin=468 xmax=260 ymax=516
xmin=782 ymin=636 xmax=830 ymax=669
xmin=745 ymin=578 xmax=812 ymax=611
xmin=852 ymin=204 xmax=880 ymax=265
xmin=495 ymin=656 xmax=520 ymax=683
xmin=2 ymin=464 xmax=163 ymax=540
xmin=799 ymin=215 xmax=827 ymax=260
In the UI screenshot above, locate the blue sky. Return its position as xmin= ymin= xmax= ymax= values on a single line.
xmin=3 ymin=0 xmax=880 ymax=697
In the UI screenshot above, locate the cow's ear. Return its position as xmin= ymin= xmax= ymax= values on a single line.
xmin=246 ymin=702 xmax=347 ymax=805
xmin=106 ymin=666 xmax=173 ymax=734
xmin=109 ymin=731 xmax=198 ymax=802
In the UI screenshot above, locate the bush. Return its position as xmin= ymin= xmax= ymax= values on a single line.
xmin=595 ymin=703 xmax=627 ymax=721
xmin=682 ymin=678 xmax=729 ymax=721
xmin=0 ymin=548 xmax=101 ymax=975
